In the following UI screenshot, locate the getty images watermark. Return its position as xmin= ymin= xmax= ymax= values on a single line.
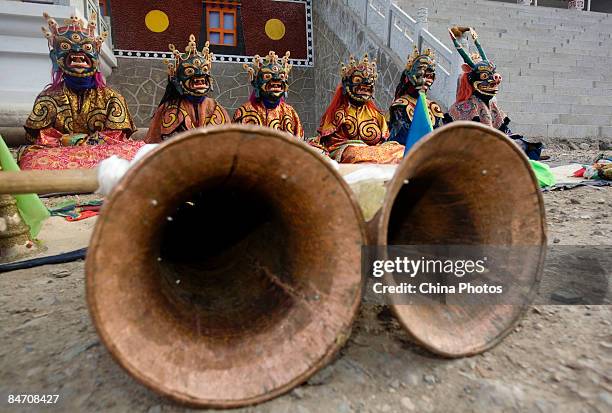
xmin=371 ymin=255 xmax=502 ymax=295
xmin=362 ymin=245 xmax=611 ymax=305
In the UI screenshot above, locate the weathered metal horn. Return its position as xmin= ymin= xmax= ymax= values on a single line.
xmin=0 ymin=125 xmax=366 ymax=408
xmin=369 ymin=122 xmax=546 ymax=357
xmin=85 ymin=125 xmax=366 ymax=407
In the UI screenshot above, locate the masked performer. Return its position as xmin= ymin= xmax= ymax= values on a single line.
xmin=19 ymin=13 xmax=141 ymax=170
xmin=446 ymin=27 xmax=543 ymax=160
xmin=317 ymin=54 xmax=403 ymax=164
xmin=388 ymin=47 xmax=444 ymax=144
xmin=145 ymin=35 xmax=229 ymax=143
xmin=233 ymin=51 xmax=303 ymax=138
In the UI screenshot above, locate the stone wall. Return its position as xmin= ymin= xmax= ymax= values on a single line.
xmin=107 ymin=58 xmax=317 ymax=136
xmin=312 ymin=0 xmax=408 ymax=126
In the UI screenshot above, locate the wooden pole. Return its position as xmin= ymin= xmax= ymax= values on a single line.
xmin=0 ymin=169 xmax=99 ymax=195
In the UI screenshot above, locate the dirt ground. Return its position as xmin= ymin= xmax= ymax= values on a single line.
xmin=0 ymin=149 xmax=610 ymax=413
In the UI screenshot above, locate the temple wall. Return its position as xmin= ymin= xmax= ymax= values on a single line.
xmin=312 ymin=0 xmax=407 ymax=127
xmin=107 ymin=59 xmax=317 ymax=136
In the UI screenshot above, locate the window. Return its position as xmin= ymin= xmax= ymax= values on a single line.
xmin=206 ymin=6 xmax=237 ymax=46
xmin=98 ymin=0 xmax=109 ymax=16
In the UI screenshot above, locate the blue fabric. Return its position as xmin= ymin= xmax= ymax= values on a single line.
xmin=404 ymin=92 xmax=433 ymax=156
xmin=64 ymin=75 xmax=96 ymax=91
xmin=186 ymin=95 xmax=206 ymax=104
xmin=389 ymin=108 xmax=410 ymax=145
xmin=262 ymin=97 xmax=281 ymax=109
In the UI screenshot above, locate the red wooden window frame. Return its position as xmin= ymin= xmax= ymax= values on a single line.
xmin=206 ymin=5 xmax=237 ymax=47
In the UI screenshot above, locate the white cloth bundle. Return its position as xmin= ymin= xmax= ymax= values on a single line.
xmin=96 ymin=144 xmax=158 ymax=195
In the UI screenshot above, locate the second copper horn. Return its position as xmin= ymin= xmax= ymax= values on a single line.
xmin=369 ymin=122 xmax=547 ymax=357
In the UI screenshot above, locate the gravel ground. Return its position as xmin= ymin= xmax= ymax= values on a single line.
xmin=0 ymin=150 xmax=610 ymax=413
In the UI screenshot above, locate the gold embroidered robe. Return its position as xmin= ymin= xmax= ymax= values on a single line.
xmin=233 ymin=101 xmax=304 ymax=138
xmin=145 ymin=98 xmax=229 ymax=143
xmin=318 ymin=103 xmax=403 ymax=164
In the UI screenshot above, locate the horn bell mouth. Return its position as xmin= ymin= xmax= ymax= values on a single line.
xmin=86 ymin=125 xmax=365 ymax=407
xmin=375 ymin=122 xmax=546 ymax=357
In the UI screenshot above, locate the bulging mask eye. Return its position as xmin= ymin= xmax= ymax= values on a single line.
xmin=263 ymin=73 xmax=272 ymax=81
xmin=82 ymin=43 xmax=94 ymax=53
xmin=352 ymin=75 xmax=363 ymax=84
xmin=480 ymin=73 xmax=489 ymax=80
xmin=71 ymin=33 xmax=81 ymax=42
xmin=60 ymin=42 xmax=71 ymax=51
xmin=279 ymin=73 xmax=286 ymax=80
xmin=184 ymin=67 xmax=195 ymax=77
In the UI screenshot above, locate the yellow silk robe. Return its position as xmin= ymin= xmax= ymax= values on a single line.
xmin=145 ymin=98 xmax=229 ymax=143
xmin=318 ymin=102 xmax=403 ymax=164
xmin=233 ymin=101 xmax=304 ymax=138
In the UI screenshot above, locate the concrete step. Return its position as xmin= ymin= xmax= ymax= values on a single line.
xmin=510 ymin=123 xmax=606 ymax=139
xmin=499 ymin=101 xmax=612 ymax=116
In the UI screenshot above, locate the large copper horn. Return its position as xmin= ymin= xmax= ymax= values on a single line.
xmin=0 ymin=125 xmax=366 ymax=407
xmin=369 ymin=122 xmax=546 ymax=357
xmin=85 ymin=125 xmax=366 ymax=407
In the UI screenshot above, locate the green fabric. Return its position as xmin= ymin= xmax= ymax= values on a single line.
xmin=0 ymin=135 xmax=50 ymax=237
xmin=529 ymin=160 xmax=556 ymax=188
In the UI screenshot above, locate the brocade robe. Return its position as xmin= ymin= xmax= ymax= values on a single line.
xmin=388 ymin=94 xmax=444 ymax=144
xmin=447 ymin=95 xmax=506 ymax=129
xmin=318 ymin=102 xmax=403 ymax=164
xmin=145 ymin=98 xmax=229 ymax=143
xmin=19 ymin=85 xmax=141 ymax=170
xmin=233 ymin=101 xmax=304 ymax=138
xmin=447 ymin=94 xmax=544 ymax=160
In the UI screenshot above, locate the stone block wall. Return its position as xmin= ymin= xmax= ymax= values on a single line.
xmin=312 ymin=0 xmax=410 ymax=127
xmin=107 ymin=58 xmax=317 ymax=136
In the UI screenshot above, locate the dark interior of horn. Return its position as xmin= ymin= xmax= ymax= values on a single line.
xmin=157 ymin=184 xmax=296 ymax=341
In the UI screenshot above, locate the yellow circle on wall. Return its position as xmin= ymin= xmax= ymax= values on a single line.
xmin=265 ymin=19 xmax=286 ymax=40
xmin=145 ymin=10 xmax=169 ymax=33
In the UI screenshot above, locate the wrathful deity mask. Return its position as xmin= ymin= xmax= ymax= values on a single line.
xmin=244 ymin=51 xmax=292 ymax=104
xmin=450 ymin=27 xmax=502 ymax=97
xmin=468 ymin=59 xmax=502 ymax=97
xmin=42 ymin=12 xmax=108 ymax=78
xmin=164 ymin=35 xmax=214 ymax=97
xmin=404 ymin=47 xmax=436 ymax=92
xmin=340 ymin=54 xmax=378 ymax=105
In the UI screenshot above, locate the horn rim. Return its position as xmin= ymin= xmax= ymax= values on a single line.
xmin=375 ymin=121 xmax=547 ymax=357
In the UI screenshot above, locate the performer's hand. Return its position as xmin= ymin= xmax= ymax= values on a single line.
xmin=449 ymin=26 xmax=471 ymax=39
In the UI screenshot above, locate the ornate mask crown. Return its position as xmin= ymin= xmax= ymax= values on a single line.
xmin=340 ymin=54 xmax=378 ymax=104
xmin=243 ymin=51 xmax=292 ymax=102
xmin=163 ymin=35 xmax=214 ymax=97
xmin=406 ymin=46 xmax=436 ymax=70
xmin=340 ymin=54 xmax=378 ymax=82
xmin=243 ymin=51 xmax=292 ymax=82
xmin=403 ymin=46 xmax=437 ymax=92
xmin=164 ymin=35 xmax=214 ymax=78
xmin=42 ymin=12 xmax=107 ymax=77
